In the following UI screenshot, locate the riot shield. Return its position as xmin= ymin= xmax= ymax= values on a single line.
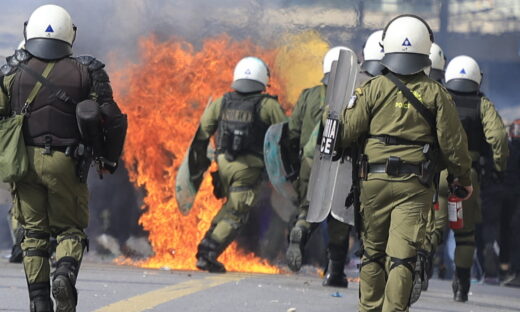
xmin=263 ymin=121 xmax=299 ymax=206
xmin=306 ymin=48 xmax=358 ymax=224
xmin=175 ymin=127 xmax=211 ymax=215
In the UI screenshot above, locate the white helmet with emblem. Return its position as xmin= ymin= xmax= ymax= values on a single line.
xmin=361 ymin=30 xmax=385 ymax=77
xmin=322 ymin=46 xmax=349 ymax=85
xmin=428 ymin=43 xmax=446 ymax=82
xmin=232 ymin=57 xmax=270 ymax=93
xmin=24 ymin=4 xmax=76 ymax=60
xmin=445 ymin=55 xmax=482 ymax=93
xmin=381 ymin=14 xmax=433 ymax=75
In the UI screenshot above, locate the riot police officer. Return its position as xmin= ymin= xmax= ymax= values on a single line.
xmin=286 ymin=46 xmax=354 ymax=287
xmin=414 ymin=42 xmax=448 ymax=296
xmin=191 ymin=57 xmax=286 ymax=273
xmin=360 ymin=30 xmax=385 ymax=80
xmin=0 ymin=5 xmax=127 ymax=311
xmin=338 ymin=15 xmax=473 ymax=311
xmin=440 ymin=55 xmax=508 ymax=302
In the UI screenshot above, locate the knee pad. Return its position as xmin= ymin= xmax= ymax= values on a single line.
xmin=389 ymin=255 xmax=417 ymax=276
xmin=454 ymin=230 xmax=475 ymax=247
xmin=360 ymin=251 xmax=386 ymax=272
xmin=57 ymin=232 xmax=89 ymax=253
xmin=23 ymin=230 xmax=51 ymax=258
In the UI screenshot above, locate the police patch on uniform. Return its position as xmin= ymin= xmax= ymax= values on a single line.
xmin=347 ymin=95 xmax=357 ymax=109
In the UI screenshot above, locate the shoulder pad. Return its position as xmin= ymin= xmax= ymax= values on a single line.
xmin=1 ymin=49 xmax=31 ymax=76
xmin=14 ymin=49 xmax=31 ymax=63
xmin=1 ymin=63 xmax=15 ymax=76
xmin=75 ymin=55 xmax=105 ymax=71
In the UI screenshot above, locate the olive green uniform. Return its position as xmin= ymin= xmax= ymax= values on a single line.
xmin=287 ymin=84 xmax=352 ymax=277
xmin=340 ymin=73 xmax=472 ymax=312
xmin=0 ymin=77 xmax=89 ymax=289
xmin=438 ymin=96 xmax=508 ymax=269
xmin=0 ymin=52 xmax=126 ymax=311
xmin=195 ymin=95 xmax=286 ymax=269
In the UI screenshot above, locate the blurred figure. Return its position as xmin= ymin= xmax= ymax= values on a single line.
xmin=480 ymin=119 xmax=520 ymax=286
xmin=285 ymin=46 xmax=354 ymax=287
xmin=412 ymin=42 xmax=448 ymax=301
xmin=440 ymin=55 xmax=509 ymax=302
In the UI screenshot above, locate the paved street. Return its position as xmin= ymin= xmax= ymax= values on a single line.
xmin=1 ymin=254 xmax=519 ymax=312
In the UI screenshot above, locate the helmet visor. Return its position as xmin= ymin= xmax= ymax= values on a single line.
xmin=232 ymin=79 xmax=265 ymax=93
xmin=361 ymin=60 xmax=385 ymax=77
xmin=429 ymin=68 xmax=445 ymax=83
xmin=26 ymin=38 xmax=72 ymax=60
xmin=381 ymin=53 xmax=431 ymax=75
xmin=446 ymin=79 xmax=479 ymax=93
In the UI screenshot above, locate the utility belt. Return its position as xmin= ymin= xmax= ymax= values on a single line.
xmin=367 ymin=159 xmax=422 ymax=176
xmin=359 ymin=134 xmax=439 ymax=186
xmin=31 ymin=141 xmax=93 ymax=183
xmin=28 ymin=144 xmax=68 ymax=154
xmin=216 ymin=149 xmax=263 ymax=162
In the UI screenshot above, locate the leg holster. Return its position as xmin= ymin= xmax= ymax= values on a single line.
xmin=28 ymin=282 xmax=53 ymax=312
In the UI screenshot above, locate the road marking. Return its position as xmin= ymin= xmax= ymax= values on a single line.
xmin=95 ymin=274 xmax=243 ymax=312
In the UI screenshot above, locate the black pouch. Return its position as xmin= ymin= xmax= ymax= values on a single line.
xmin=419 ymin=160 xmax=434 ymax=186
xmin=210 ymin=171 xmax=224 ymax=199
xmin=358 ymin=154 xmax=368 ymax=180
xmin=385 ymin=156 xmax=402 ymax=176
xmin=418 ymin=144 xmax=437 ymax=186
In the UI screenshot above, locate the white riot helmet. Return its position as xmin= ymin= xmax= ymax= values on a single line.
xmin=361 ymin=30 xmax=385 ymax=77
xmin=24 ymin=4 xmax=76 ymax=60
xmin=322 ymin=46 xmax=349 ymax=85
xmin=445 ymin=55 xmax=482 ymax=93
xmin=232 ymin=57 xmax=269 ymax=93
xmin=428 ymin=43 xmax=446 ymax=82
xmin=381 ymin=15 xmax=433 ymax=75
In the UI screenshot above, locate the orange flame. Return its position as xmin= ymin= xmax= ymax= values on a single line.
xmin=112 ymin=32 xmax=329 ymax=273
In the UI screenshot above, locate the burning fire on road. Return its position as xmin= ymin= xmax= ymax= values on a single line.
xmin=112 ymin=31 xmax=328 ymax=273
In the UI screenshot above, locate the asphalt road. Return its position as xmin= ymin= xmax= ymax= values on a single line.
xmin=1 ymin=255 xmax=520 ymax=312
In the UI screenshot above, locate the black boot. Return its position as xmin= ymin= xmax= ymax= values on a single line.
xmin=196 ymin=238 xmax=226 ymax=273
xmin=52 ymin=257 xmax=79 ymax=312
xmin=322 ymin=260 xmax=349 ymax=288
xmin=286 ymin=226 xmax=308 ymax=272
xmin=452 ymin=267 xmax=471 ymax=302
xmin=29 ymin=282 xmax=53 ymax=312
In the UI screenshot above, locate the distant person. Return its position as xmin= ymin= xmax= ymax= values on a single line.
xmin=480 ymin=119 xmax=520 ymax=286
xmin=186 ymin=57 xmax=286 ymax=273
xmin=438 ymin=55 xmax=508 ymax=302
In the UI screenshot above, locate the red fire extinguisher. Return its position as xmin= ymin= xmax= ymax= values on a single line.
xmin=448 ymin=184 xmax=468 ymax=229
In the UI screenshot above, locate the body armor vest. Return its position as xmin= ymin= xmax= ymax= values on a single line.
xmin=10 ymin=57 xmax=90 ymax=147
xmin=216 ymin=92 xmax=270 ymax=160
xmin=449 ymin=91 xmax=486 ymax=153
